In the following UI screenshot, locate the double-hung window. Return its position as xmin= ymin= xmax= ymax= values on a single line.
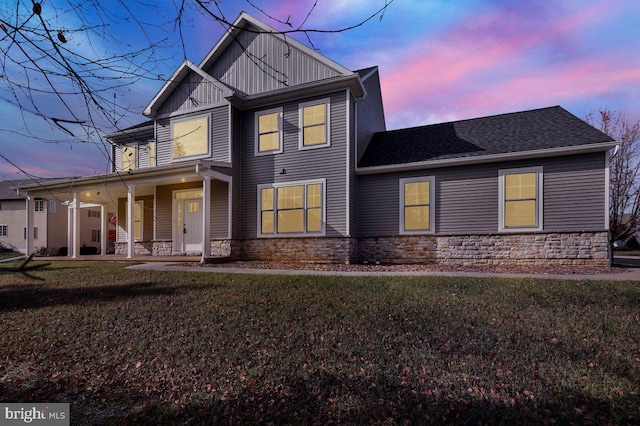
xmin=34 ymin=200 xmax=45 ymax=212
xmin=259 ymin=180 xmax=325 ymax=236
xmin=172 ymin=115 xmax=210 ymax=160
xmin=0 ymin=225 xmax=7 ymax=237
xmin=499 ymin=167 xmax=543 ymax=231
xmin=255 ymin=108 xmax=283 ymax=155
xmin=299 ymin=99 xmax=330 ymax=149
xmin=400 ymin=177 xmax=435 ymax=234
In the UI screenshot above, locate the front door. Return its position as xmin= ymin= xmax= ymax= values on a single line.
xmin=174 ymin=191 xmax=203 ymax=253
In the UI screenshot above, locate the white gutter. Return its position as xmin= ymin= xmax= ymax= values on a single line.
xmin=356 ymin=141 xmax=619 ymax=175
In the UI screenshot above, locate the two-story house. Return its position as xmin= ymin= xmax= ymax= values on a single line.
xmin=20 ymin=12 xmax=616 ymax=266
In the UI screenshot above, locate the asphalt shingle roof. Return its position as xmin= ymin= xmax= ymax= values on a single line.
xmin=0 ymin=179 xmax=33 ymax=200
xmin=358 ymin=106 xmax=614 ymax=168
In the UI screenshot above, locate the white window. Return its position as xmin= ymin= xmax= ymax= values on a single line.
xmin=49 ymin=200 xmax=56 ymax=213
xmin=91 ymin=230 xmax=100 ymax=242
xmin=34 ymin=200 xmax=45 ymax=212
xmin=255 ymin=108 xmax=283 ymax=155
xmin=258 ymin=180 xmax=325 ymax=236
xmin=172 ymin=115 xmax=209 ymax=160
xmin=122 ymin=145 xmax=136 ymax=171
xmin=0 ymin=225 xmax=7 ymax=237
xmin=88 ymin=210 xmax=100 ymax=218
xmin=134 ymin=201 xmax=143 ymax=241
xmin=400 ymin=177 xmax=435 ymax=234
xmin=299 ymin=99 xmax=330 ymax=149
xmin=498 ymin=167 xmax=543 ymax=232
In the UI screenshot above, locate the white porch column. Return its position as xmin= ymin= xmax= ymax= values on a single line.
xmin=100 ymin=205 xmax=107 ymax=256
xmin=72 ymin=192 xmax=80 ymax=258
xmin=127 ymin=186 xmax=135 ymax=259
xmin=67 ymin=204 xmax=73 ymax=257
xmin=25 ymin=197 xmax=33 ymax=255
xmin=201 ymin=176 xmax=212 ymax=262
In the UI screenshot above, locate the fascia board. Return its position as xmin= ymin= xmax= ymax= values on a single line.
xmin=355 ymin=141 xmax=620 ymax=175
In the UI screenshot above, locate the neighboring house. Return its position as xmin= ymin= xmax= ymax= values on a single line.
xmin=0 ymin=179 xmax=112 ymax=255
xmin=20 ymin=12 xmax=617 ymax=265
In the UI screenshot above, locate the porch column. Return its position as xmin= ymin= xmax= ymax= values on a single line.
xmin=67 ymin=205 xmax=72 ymax=257
xmin=201 ymin=176 xmax=212 ymax=262
xmin=100 ymin=205 xmax=107 ymax=256
xmin=127 ymin=186 xmax=135 ymax=259
xmin=72 ymin=192 xmax=80 ymax=258
xmin=25 ymin=197 xmax=33 ymax=255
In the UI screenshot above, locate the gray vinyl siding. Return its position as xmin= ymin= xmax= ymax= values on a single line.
xmin=155 ymin=105 xmax=230 ymax=166
xmin=357 ymin=152 xmax=607 ymax=237
xmin=240 ymin=91 xmax=348 ymax=238
xmin=231 ymin=107 xmax=243 ymax=239
xmin=116 ymin=195 xmax=153 ymax=241
xmin=356 ymin=70 xmax=386 ymax=163
xmin=157 ymin=71 xmax=226 ymax=116
xmin=211 ymin=180 xmax=229 ymax=239
xmin=349 ymin=94 xmax=358 ymax=236
xmin=205 ymin=23 xmax=341 ymax=95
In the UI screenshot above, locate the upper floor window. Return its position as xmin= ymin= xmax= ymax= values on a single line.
xmin=400 ymin=177 xmax=435 ymax=234
xmin=49 ymin=200 xmax=56 ymax=213
xmin=88 ymin=210 xmax=100 ymax=218
xmin=258 ymin=179 xmax=325 ymax=236
xmin=255 ymin=108 xmax=283 ymax=155
xmin=299 ymin=99 xmax=330 ymax=149
xmin=499 ymin=167 xmax=543 ymax=231
xmin=122 ymin=145 xmax=136 ymax=171
xmin=148 ymin=142 xmax=156 ymax=167
xmin=172 ymin=115 xmax=210 ymax=160
xmin=34 ymin=200 xmax=45 ymax=212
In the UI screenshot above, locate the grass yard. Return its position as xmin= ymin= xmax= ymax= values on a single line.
xmin=1 ymin=261 xmax=639 ymax=425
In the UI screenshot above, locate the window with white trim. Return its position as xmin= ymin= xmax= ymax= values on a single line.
xmin=172 ymin=115 xmax=209 ymax=160
xmin=91 ymin=230 xmax=100 ymax=242
xmin=255 ymin=108 xmax=283 ymax=155
xmin=122 ymin=145 xmax=136 ymax=171
xmin=499 ymin=167 xmax=543 ymax=231
xmin=400 ymin=177 xmax=435 ymax=234
xmin=299 ymin=99 xmax=330 ymax=149
xmin=258 ymin=180 xmax=325 ymax=236
xmin=49 ymin=200 xmax=56 ymax=213
xmin=34 ymin=200 xmax=45 ymax=212
xmin=0 ymin=225 xmax=7 ymax=237
xmin=88 ymin=210 xmax=100 ymax=218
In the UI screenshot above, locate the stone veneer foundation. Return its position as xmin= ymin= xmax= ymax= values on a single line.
xmin=115 ymin=231 xmax=609 ymax=266
xmin=358 ymin=232 xmax=610 ymax=267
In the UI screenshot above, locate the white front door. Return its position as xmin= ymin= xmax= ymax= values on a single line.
xmin=174 ymin=192 xmax=203 ymax=253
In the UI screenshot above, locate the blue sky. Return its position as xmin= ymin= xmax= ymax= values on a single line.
xmin=1 ymin=0 xmax=639 ymax=178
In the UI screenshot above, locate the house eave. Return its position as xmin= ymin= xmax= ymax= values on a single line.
xmin=355 ymin=141 xmax=619 ymax=175
xmin=227 ymin=74 xmax=365 ymax=110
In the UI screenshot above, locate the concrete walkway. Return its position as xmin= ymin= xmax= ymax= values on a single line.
xmin=126 ymin=261 xmax=640 ymax=281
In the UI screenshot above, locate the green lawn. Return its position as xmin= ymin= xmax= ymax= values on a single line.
xmin=1 ymin=261 xmax=638 ymax=425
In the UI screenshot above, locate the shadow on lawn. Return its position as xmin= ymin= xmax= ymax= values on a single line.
xmin=0 ymin=281 xmax=211 ymax=313
xmin=83 ymin=373 xmax=634 ymax=425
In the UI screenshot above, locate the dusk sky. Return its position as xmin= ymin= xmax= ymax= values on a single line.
xmin=1 ymin=0 xmax=639 ymax=179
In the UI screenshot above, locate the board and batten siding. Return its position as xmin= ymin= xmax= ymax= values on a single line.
xmin=205 ymin=23 xmax=341 ymax=96
xmin=157 ymin=71 xmax=226 ymax=116
xmin=357 ymin=152 xmax=607 ymax=237
xmin=154 ymin=105 xmax=230 ymax=167
xmin=240 ymin=91 xmax=348 ymax=238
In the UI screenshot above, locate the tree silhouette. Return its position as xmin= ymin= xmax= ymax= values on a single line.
xmin=0 ymin=0 xmax=394 ymax=177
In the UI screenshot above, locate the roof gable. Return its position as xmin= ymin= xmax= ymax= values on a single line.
xmin=358 ymin=106 xmax=615 ymax=168
xmin=199 ymin=12 xmax=354 ymax=96
xmin=143 ymin=61 xmax=232 ymax=117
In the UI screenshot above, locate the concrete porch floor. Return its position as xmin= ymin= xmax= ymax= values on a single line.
xmin=39 ymin=254 xmax=205 ymax=262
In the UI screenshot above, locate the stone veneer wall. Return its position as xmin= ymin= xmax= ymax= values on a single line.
xmin=358 ymin=232 xmax=609 ymax=266
xmin=241 ymin=237 xmax=356 ymax=264
xmin=115 ymin=241 xmax=153 ymax=256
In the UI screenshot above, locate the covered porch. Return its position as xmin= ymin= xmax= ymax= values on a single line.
xmin=21 ymin=162 xmax=233 ymax=262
